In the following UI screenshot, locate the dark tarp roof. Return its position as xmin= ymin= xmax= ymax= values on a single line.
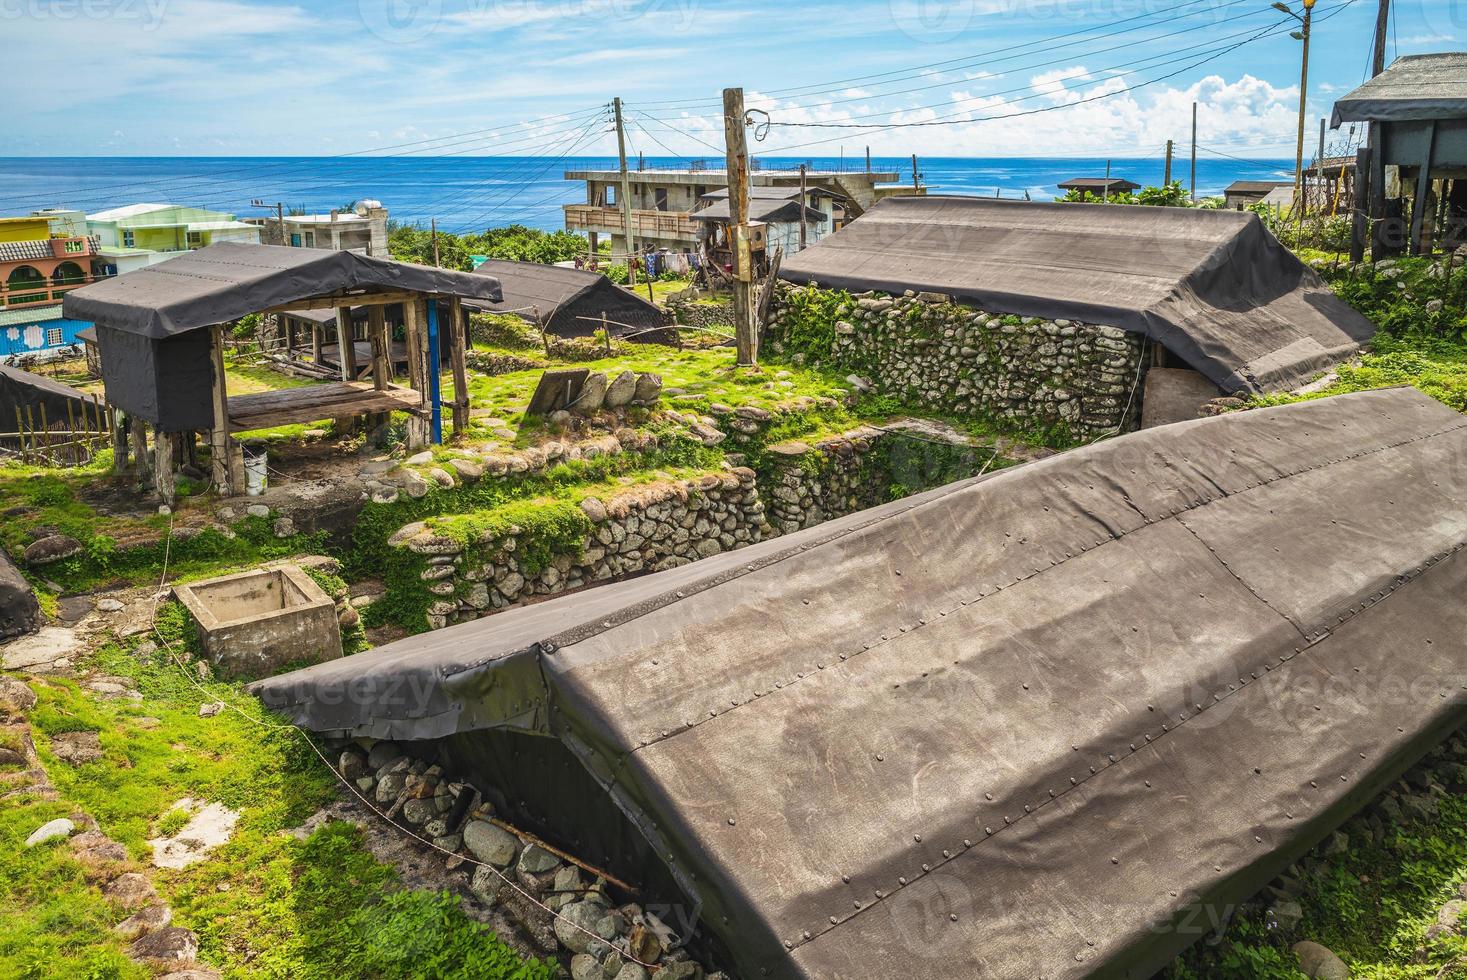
xmin=464 ymin=260 xmax=665 ymax=338
xmin=0 ymin=364 xmax=96 ymax=421
xmin=62 ymin=242 xmax=502 ymax=340
xmin=1225 ymin=180 xmax=1290 ymax=194
xmin=778 ymin=195 xmax=1375 ymax=393
xmin=1332 ymin=53 xmax=1467 ymax=126
xmin=1057 ymin=177 xmax=1141 ymax=191
xmin=253 ymin=387 xmax=1467 ymax=980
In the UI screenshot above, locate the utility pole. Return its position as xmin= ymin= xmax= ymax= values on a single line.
xmin=865 ymin=146 xmax=871 ymax=174
xmin=1164 ymin=139 xmax=1174 ymax=187
xmin=1316 ymin=116 xmax=1326 ymax=215
xmin=1281 ymin=0 xmax=1316 ymax=219
xmin=1104 ymin=159 xmax=1112 ymax=203
xmin=723 ymin=87 xmax=756 ymax=366
xmin=430 ymin=218 xmax=440 ymax=267
xmin=613 ymin=97 xmax=638 ymax=285
xmin=1371 ymin=0 xmax=1390 ymax=76
xmin=911 ymin=154 xmax=921 ymax=191
xmin=798 ymin=163 xmax=809 ymax=252
xmin=1190 ymin=102 xmax=1198 ymax=201
xmin=252 ymin=199 xmax=286 ymax=246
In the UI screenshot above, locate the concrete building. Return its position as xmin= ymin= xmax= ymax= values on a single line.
xmin=247 ymin=200 xmax=390 ymax=256
xmin=562 ymin=164 xmax=903 ymax=256
xmin=0 ymin=212 xmax=105 ymax=360
xmin=87 ymin=203 xmax=261 ymax=274
xmin=1222 ymin=181 xmax=1291 ymax=210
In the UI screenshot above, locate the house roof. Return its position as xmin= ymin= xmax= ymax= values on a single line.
xmin=0 ymin=240 xmax=55 ymax=262
xmin=690 ymin=199 xmax=829 ymax=224
xmin=87 ymin=203 xmax=174 ymax=220
xmin=465 ymin=259 xmax=660 ymax=328
xmin=252 ymin=386 xmax=1467 ymax=980
xmin=1057 ymin=177 xmax=1141 ymax=192
xmin=0 ymin=305 xmax=65 ymax=328
xmin=62 ymin=242 xmax=502 ymax=340
xmin=1225 ymin=180 xmax=1291 ymax=195
xmin=778 ymin=195 xmax=1374 ymax=393
xmin=1332 ymin=52 xmax=1467 ymax=125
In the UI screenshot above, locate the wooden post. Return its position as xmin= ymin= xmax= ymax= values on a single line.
xmin=448 ymin=296 xmax=470 ymax=436
xmin=402 ymin=298 xmax=429 ymax=449
xmin=310 ymin=321 xmax=322 ymax=366
xmin=336 ymin=307 xmax=357 ymax=380
xmin=1370 ymin=135 xmax=1390 ymax=259
xmin=111 ymin=409 xmax=130 ymax=473
xmin=369 ymin=306 xmax=390 ymax=390
xmin=1164 ymin=139 xmax=1174 ymax=187
xmin=724 ymin=86 xmax=757 ymax=366
xmin=208 ymin=324 xmax=237 ymax=497
xmin=1351 ymin=147 xmax=1371 ymax=263
xmin=154 ymin=430 xmax=176 ymax=503
xmin=131 ymin=419 xmax=151 ymax=484
xmin=13 ymin=407 xmax=25 ymax=463
xmin=613 ymin=97 xmax=638 ymax=286
xmin=1411 ymin=121 xmax=1437 ymax=256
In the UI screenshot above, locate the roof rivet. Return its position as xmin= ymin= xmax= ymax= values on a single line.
xmin=829 ymin=916 xmax=838 ymax=924
xmin=942 ymin=849 xmax=951 ymax=857
xmin=899 ymin=877 xmax=907 ymax=885
xmin=841 ymin=873 xmax=850 ymax=883
xmin=984 ymin=792 xmax=993 ymax=801
xmin=921 ymin=863 xmax=930 ymax=871
xmin=728 ymin=818 xmax=736 ymax=826
xmin=803 ymin=931 xmax=811 ymax=940
xmin=1110 ymin=857 xmax=1119 ymax=865
xmin=963 ymin=839 xmax=972 ymax=847
xmin=914 ymin=834 xmax=922 ymax=842
xmin=985 ymin=826 xmax=993 ymax=835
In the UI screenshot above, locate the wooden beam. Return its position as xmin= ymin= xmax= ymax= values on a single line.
xmin=1350 ymin=146 xmax=1371 ymax=264
xmin=259 ymin=289 xmax=430 ymax=314
xmin=336 ymin=308 xmax=357 ymax=380
xmin=448 ymin=296 xmax=469 ymax=436
xmin=369 ymin=306 xmax=390 ymax=391
xmin=310 ymin=322 xmax=322 ymax=366
xmin=154 ymin=430 xmax=176 ymax=503
xmin=1411 ymin=120 xmax=1438 ymax=256
xmin=402 ymin=299 xmax=429 ymax=448
xmin=131 ymin=418 xmax=151 ymax=484
xmin=208 ymin=325 xmax=236 ymax=497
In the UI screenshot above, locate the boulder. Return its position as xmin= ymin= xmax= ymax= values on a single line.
xmin=0 ymin=549 xmax=39 ymax=639
xmin=50 ymin=730 xmax=103 ymax=766
xmin=114 ymin=902 xmax=173 ymax=941
xmin=578 ymin=372 xmax=609 ymax=413
xmin=0 ymin=677 xmax=37 ymax=717
xmin=25 ymin=817 xmax=75 ymax=847
xmin=603 ymin=371 xmax=638 ymax=409
xmin=129 ymin=926 xmax=198 ymax=963
xmin=1292 ymin=940 xmax=1349 ymax=979
xmin=104 ymin=872 xmax=158 ymax=908
xmin=22 ymin=534 xmax=81 ymax=565
xmin=632 ymin=373 xmax=663 ymax=405
xmin=463 ymin=819 xmax=519 ymax=868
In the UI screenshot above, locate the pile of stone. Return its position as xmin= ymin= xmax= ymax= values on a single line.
xmin=568 ymin=370 xmax=663 ymax=417
xmin=666 ymin=297 xmax=735 ymax=333
xmin=762 ymin=427 xmax=885 ymax=535
xmin=339 ymin=739 xmax=724 ymax=980
xmin=389 ymin=469 xmax=766 ymax=631
xmin=768 ymin=284 xmax=1146 ymax=439
xmin=465 ymin=350 xmax=547 ymax=376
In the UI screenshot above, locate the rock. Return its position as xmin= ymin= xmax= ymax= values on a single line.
xmin=0 ymin=677 xmax=38 ymax=716
xmin=517 ymin=843 xmax=561 ymax=875
xmin=448 ymin=458 xmax=483 ymax=481
xmin=556 ymin=900 xmax=613 ymax=956
xmin=427 ymin=467 xmax=456 ymax=488
xmin=405 ymin=450 xmax=434 ymax=465
xmin=580 ymin=497 xmax=608 ymax=523
xmin=1292 ymin=940 xmax=1349 ymax=979
xmin=0 ymin=747 xmax=25 ymax=767
xmin=617 ymin=965 xmax=651 ymax=980
xmin=401 ymin=798 xmax=436 ymax=826
xmin=1427 ymin=899 xmax=1464 ymax=940
xmin=22 ymin=534 xmax=81 ymax=565
xmin=69 ymin=830 xmax=128 ymax=864
xmin=104 ymin=872 xmax=158 ymax=908
xmin=149 ymin=800 xmax=240 ymax=869
xmin=2 ymin=626 xmax=83 ymax=671
xmin=246 ymin=504 xmax=270 ymax=518
xmin=463 ymin=819 xmax=520 ymax=868
xmin=51 ymin=730 xmax=103 ymax=766
xmin=470 ymin=863 xmax=506 ymax=906
xmin=129 ymin=926 xmax=198 ymax=963
xmin=1269 ymin=899 xmax=1304 ymax=933
xmin=365 ymin=741 xmax=403 ymax=770
xmin=578 ymin=372 xmax=609 ymax=412
xmin=198 ymin=702 xmax=224 ymax=718
xmin=114 ymin=902 xmax=173 ymax=940
xmin=571 ymin=953 xmax=603 ymax=980
xmin=632 ymin=373 xmax=663 ymax=405
xmin=652 ymin=962 xmax=702 ymax=980
xmin=158 ymin=971 xmax=222 ymax=980
xmin=0 ymin=548 xmax=40 ymax=640
xmin=604 ymin=371 xmax=638 ymax=409
xmin=25 ymin=817 xmax=76 ymax=847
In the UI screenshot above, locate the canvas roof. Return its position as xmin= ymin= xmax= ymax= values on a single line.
xmin=253 ymin=386 xmax=1467 ymax=980
xmin=691 ymin=199 xmax=828 ymax=224
xmin=1225 ymin=180 xmax=1290 ymax=194
xmin=62 ymin=242 xmax=502 ymax=340
xmin=463 ymin=259 xmax=659 ymax=327
xmin=1057 ymin=177 xmax=1141 ymax=191
xmin=778 ymin=195 xmax=1375 ymax=393
xmin=1332 ymin=52 xmax=1467 ymax=125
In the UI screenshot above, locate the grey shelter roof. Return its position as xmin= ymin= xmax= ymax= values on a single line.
xmin=465 ymin=259 xmax=664 ymax=337
xmin=778 ymin=196 xmax=1376 ymax=392
xmin=1332 ymin=52 xmax=1467 ymax=126
xmin=0 ymin=364 xmax=96 ymax=421
xmin=1225 ymin=180 xmax=1291 ymax=194
xmin=1057 ymin=177 xmax=1141 ymax=192
xmin=254 ymin=387 xmax=1467 ymax=980
xmin=62 ymin=242 xmax=502 ymax=339
xmin=691 ymin=199 xmax=828 ymax=224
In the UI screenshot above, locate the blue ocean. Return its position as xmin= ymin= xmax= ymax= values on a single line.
xmin=0 ymin=155 xmax=1296 ymax=236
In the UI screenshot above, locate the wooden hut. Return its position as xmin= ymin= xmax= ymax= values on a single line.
xmin=1332 ymin=52 xmax=1467 ymax=257
xmin=465 ymin=260 xmax=670 ymax=343
xmin=62 ymin=242 xmax=501 ymax=499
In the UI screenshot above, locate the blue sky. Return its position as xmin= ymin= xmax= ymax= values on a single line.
xmin=4 ymin=0 xmax=1460 ymax=157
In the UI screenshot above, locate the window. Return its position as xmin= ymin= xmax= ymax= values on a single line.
xmin=304 ymin=232 xmax=315 ymax=247
xmin=122 ymin=230 xmax=135 ymax=247
xmin=187 ymin=231 xmax=203 ymax=248
xmin=654 ymin=188 xmax=668 ymax=212
xmin=46 ymin=327 xmax=63 ymax=347
xmin=63 ymin=239 xmax=83 ymax=254
xmin=605 ymin=185 xmax=616 ymax=207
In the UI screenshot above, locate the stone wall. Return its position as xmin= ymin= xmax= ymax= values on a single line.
xmin=388 ymin=469 xmax=766 ymax=631
xmin=769 ymin=284 xmax=1148 ymax=440
xmin=667 ymin=299 xmax=735 ymax=333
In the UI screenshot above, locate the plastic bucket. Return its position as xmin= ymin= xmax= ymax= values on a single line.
xmin=243 ymin=444 xmax=268 ymax=496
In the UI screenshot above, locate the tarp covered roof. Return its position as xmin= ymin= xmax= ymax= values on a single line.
xmin=1057 ymin=177 xmax=1140 ymax=191
xmin=778 ymin=195 xmax=1375 ymax=393
xmin=691 ymin=199 xmax=828 ymax=224
xmin=1332 ymin=52 xmax=1467 ymax=125
xmin=253 ymin=387 xmax=1467 ymax=980
xmin=0 ymin=364 xmax=97 ymax=420
xmin=464 ymin=259 xmax=663 ymax=336
xmin=62 ymin=242 xmax=502 ymax=340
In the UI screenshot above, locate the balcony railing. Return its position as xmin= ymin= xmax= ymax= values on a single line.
xmin=563 ymin=204 xmax=701 ymax=240
xmin=0 ymin=279 xmax=97 ymax=310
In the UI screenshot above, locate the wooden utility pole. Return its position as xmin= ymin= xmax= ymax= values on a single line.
xmin=798 ymin=163 xmax=809 ymax=251
xmin=1164 ymin=139 xmax=1174 ymax=186
xmin=723 ymin=87 xmax=756 ymax=366
xmin=613 ymin=97 xmax=638 ymax=285
xmin=1190 ymin=102 xmax=1198 ymax=201
xmin=1371 ymin=0 xmax=1390 ymax=76
xmin=1366 ymin=0 xmax=1391 ymax=259
xmin=911 ymin=154 xmax=920 ymax=190
xmin=1291 ymin=0 xmax=1316 ymax=220
xmin=431 ymin=218 xmax=441 ymax=267
xmin=865 ymin=146 xmax=871 ymax=174
xmin=1104 ymin=159 xmax=1112 ymax=203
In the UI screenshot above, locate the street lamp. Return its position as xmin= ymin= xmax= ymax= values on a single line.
xmin=1275 ymin=0 xmax=1316 ymax=223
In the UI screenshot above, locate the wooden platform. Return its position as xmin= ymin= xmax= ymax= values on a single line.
xmin=227 ymin=382 xmax=425 ymax=433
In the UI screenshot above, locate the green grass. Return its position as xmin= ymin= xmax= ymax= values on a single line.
xmin=1 ymin=611 xmax=555 ymax=980
xmin=1252 ymin=335 xmax=1467 ymax=414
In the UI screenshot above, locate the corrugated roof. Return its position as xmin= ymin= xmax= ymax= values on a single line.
xmin=0 ymin=305 xmax=65 ymax=328
xmin=1332 ymin=52 xmax=1467 ymax=125
xmin=778 ymin=195 xmax=1374 ymax=393
xmin=253 ymin=386 xmax=1467 ymax=980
